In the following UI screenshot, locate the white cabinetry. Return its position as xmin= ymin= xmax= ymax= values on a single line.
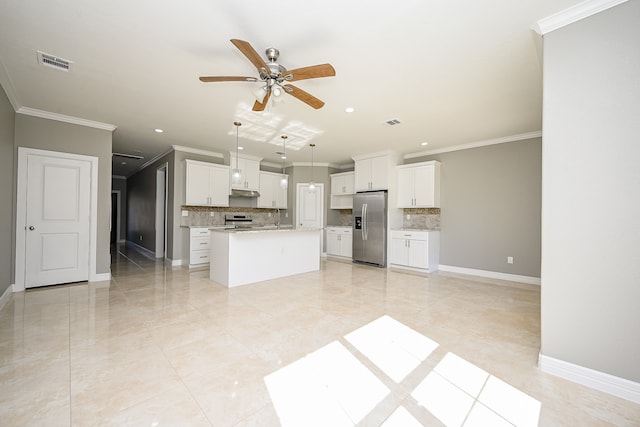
xmin=185 ymin=160 xmax=229 ymax=206
xmin=354 ymin=154 xmax=390 ymax=191
xmin=397 ymin=161 xmax=440 ymax=208
xmin=390 ymin=230 xmax=439 ymax=272
xmin=188 ymin=227 xmax=211 ymax=267
xmin=258 ymin=171 xmax=288 ymax=209
xmin=326 ymin=227 xmax=353 ymax=259
xmin=229 ymin=153 xmax=261 ymax=191
xmin=330 ymin=172 xmax=354 ymax=209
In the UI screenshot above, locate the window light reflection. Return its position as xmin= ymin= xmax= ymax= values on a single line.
xmin=345 ymin=315 xmax=439 ymax=382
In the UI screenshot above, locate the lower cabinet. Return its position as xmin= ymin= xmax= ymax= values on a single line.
xmin=326 ymin=227 xmax=353 ymax=259
xmin=188 ymin=227 xmax=211 ymax=267
xmin=390 ymin=230 xmax=439 ymax=272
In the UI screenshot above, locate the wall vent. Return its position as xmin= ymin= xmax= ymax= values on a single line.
xmin=37 ymin=51 xmax=73 ymax=72
xmin=384 ymin=119 xmax=401 ymax=126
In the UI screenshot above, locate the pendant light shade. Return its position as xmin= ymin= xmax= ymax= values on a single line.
xmin=280 ymin=135 xmax=288 ymax=189
xmin=231 ymin=121 xmax=242 ymax=186
xmin=308 ymin=143 xmax=316 ymax=193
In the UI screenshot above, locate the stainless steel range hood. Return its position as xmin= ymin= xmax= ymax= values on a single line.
xmin=230 ymin=189 xmax=260 ymax=198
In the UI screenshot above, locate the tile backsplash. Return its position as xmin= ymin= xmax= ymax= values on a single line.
xmin=402 ymin=208 xmax=440 ymax=230
xmin=180 ymin=206 xmax=285 ymax=227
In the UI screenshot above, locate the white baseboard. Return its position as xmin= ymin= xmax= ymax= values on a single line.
xmin=90 ymin=272 xmax=112 ymax=282
xmin=439 ymin=265 xmax=541 ymax=285
xmin=539 ymin=354 xmax=640 ymax=404
xmin=0 ymin=285 xmax=13 ymax=311
xmin=168 ymin=258 xmax=182 ymax=267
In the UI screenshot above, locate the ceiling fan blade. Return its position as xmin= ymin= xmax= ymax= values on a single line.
xmin=230 ymin=39 xmax=270 ymax=74
xmin=283 ymin=64 xmax=336 ymax=82
xmin=283 ymin=84 xmax=325 ymax=109
xmin=252 ymin=90 xmax=271 ymax=112
xmin=199 ymin=76 xmax=258 ymax=82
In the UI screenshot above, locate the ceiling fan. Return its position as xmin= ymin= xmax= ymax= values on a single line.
xmin=199 ymin=39 xmax=336 ymax=111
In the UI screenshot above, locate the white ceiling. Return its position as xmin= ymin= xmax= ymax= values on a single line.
xmin=0 ymin=0 xmax=585 ymax=176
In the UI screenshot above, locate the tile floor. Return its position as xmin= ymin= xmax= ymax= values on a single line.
xmin=0 ymin=244 xmax=638 ymax=426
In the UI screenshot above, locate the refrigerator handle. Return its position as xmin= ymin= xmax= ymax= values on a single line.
xmin=362 ymin=203 xmax=368 ymax=240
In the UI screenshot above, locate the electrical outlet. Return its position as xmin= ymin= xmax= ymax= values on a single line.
xmin=406 ymin=214 xmax=411 ymax=220
xmin=507 ymin=256 xmax=514 ymax=264
xmin=182 ymin=210 xmax=188 ymax=217
xmin=285 ymin=212 xmax=288 ymax=218
xmin=210 ymin=212 xmax=215 ymax=217
xmin=139 ymin=235 xmax=143 ymax=241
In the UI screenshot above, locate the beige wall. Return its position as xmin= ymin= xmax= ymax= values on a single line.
xmin=14 ymin=114 xmax=113 ymax=275
xmin=541 ymin=0 xmax=640 ymax=382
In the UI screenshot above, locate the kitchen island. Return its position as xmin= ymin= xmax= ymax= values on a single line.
xmin=209 ymin=227 xmax=321 ymax=287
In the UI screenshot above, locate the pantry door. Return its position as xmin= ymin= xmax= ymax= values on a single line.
xmin=18 ymin=149 xmax=94 ymax=288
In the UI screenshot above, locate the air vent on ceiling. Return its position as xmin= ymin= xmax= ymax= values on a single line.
xmin=384 ymin=119 xmax=401 ymax=126
xmin=37 ymin=51 xmax=73 ymax=72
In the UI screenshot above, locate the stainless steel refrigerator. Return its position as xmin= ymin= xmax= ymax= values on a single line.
xmin=352 ymin=190 xmax=387 ymax=267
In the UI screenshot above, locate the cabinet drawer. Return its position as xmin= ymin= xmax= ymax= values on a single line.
xmin=190 ymin=228 xmax=210 ymax=238
xmin=190 ymin=249 xmax=210 ymax=264
xmin=391 ymin=230 xmax=428 ymax=240
xmin=191 ymin=235 xmax=210 ymax=250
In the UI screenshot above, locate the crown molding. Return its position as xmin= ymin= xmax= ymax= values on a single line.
xmin=16 ymin=107 xmax=117 ymax=131
xmin=291 ymin=162 xmax=332 ymax=167
xmin=404 ymin=131 xmax=542 ymax=159
xmin=172 ymin=145 xmax=224 ymax=159
xmin=351 ymin=150 xmax=398 ymax=162
xmin=0 ymin=58 xmax=20 ymax=111
xmin=532 ymin=0 xmax=628 ymax=35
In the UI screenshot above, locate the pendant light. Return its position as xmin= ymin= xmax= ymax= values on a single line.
xmin=308 ymin=143 xmax=316 ymax=193
xmin=231 ymin=121 xmax=242 ymax=186
xmin=280 ymin=135 xmax=288 ymax=189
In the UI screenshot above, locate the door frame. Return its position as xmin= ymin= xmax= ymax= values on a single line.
xmin=15 ymin=147 xmax=99 ymax=292
xmin=155 ymin=163 xmax=168 ymax=259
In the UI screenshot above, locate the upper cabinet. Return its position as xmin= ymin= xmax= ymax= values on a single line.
xmin=185 ymin=159 xmax=230 ymax=206
xmin=229 ymin=152 xmax=261 ymax=191
xmin=258 ymin=171 xmax=288 ymax=209
xmin=396 ymin=161 xmax=440 ymax=208
xmin=330 ymin=171 xmax=354 ymax=209
xmin=354 ymin=154 xmax=390 ymax=191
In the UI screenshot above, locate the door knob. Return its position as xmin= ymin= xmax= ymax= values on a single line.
xmin=29 ymin=226 xmax=35 ymax=231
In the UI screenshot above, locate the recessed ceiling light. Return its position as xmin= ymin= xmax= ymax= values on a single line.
xmin=238 ymin=146 xmax=244 ymax=150
xmin=420 ymin=142 xmax=429 ymax=146
xmin=345 ymin=107 xmax=355 ymax=113
xmin=154 ymin=128 xmax=164 ymax=133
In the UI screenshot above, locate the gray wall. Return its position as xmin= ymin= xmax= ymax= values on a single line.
xmin=14 ymin=114 xmax=113 ymax=275
xmin=409 ymin=138 xmax=542 ymax=277
xmin=0 ymin=85 xmax=15 ymax=295
xmin=127 ymin=151 xmax=174 ymax=254
xmin=541 ymin=1 xmax=640 ymax=382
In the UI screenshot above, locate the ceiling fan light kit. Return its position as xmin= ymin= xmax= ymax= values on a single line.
xmin=199 ymin=39 xmax=335 ymax=111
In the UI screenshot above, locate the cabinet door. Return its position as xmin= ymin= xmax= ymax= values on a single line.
xmin=257 ymin=172 xmax=274 ymax=208
xmin=354 ymin=159 xmax=372 ymax=191
xmin=407 ymin=239 xmax=428 ymax=268
xmin=330 ymin=174 xmax=342 ymax=195
xmin=209 ymin=165 xmax=230 ymax=206
xmin=396 ymin=167 xmax=415 ymax=208
xmin=326 ymin=232 xmax=340 ymax=256
xmin=369 ymin=156 xmax=389 ymax=190
xmin=186 ymin=162 xmax=211 ymax=205
xmin=390 ymin=237 xmax=409 ymax=266
xmin=341 ymin=233 xmax=353 ymax=258
xmin=413 ymin=164 xmax=435 ymax=207
xmin=244 ymin=159 xmax=260 ymax=190
xmin=343 ymin=172 xmax=355 ymax=194
xmin=274 ymin=175 xmax=288 ymax=208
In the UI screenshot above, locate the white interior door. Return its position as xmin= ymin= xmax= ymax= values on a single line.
xmin=296 ymin=183 xmax=324 ymax=229
xmin=25 ymin=154 xmax=91 ymax=288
